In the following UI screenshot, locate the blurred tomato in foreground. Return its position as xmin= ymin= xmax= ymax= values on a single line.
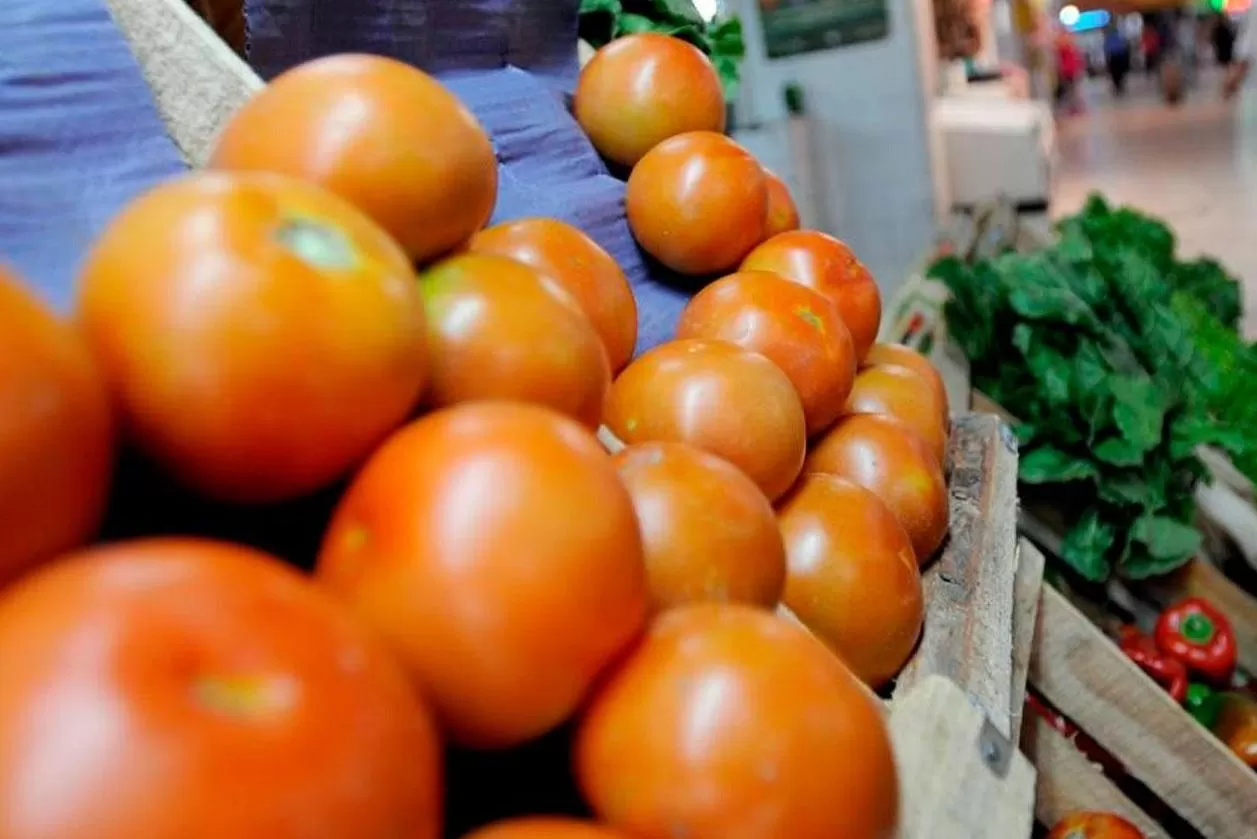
xmin=576 ymin=603 xmax=899 ymax=839
xmin=211 ymin=53 xmax=496 ymax=264
xmin=613 ymin=442 xmax=785 ymax=611
xmin=316 ymin=402 xmax=647 ymax=749
xmin=574 ymin=33 xmax=726 ymax=169
xmin=0 ymin=267 xmax=114 ymax=588
xmin=78 ymin=171 xmax=429 ymax=504
xmin=763 ymin=170 xmax=801 ymax=237
xmin=464 ymin=818 xmax=634 ymax=839
xmin=0 ymin=539 xmax=442 ymax=839
xmin=605 ymin=339 xmax=806 ymax=501
xmin=1046 ymin=812 xmax=1146 ymax=839
xmin=846 ymin=364 xmax=949 ymax=466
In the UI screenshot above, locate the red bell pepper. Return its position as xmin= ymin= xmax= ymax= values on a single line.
xmin=1154 ymin=597 xmax=1237 ymax=685
xmin=1118 ymin=625 xmax=1188 ymax=704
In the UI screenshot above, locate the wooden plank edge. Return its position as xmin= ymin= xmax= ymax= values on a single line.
xmin=1009 ymin=539 xmax=1045 ymax=743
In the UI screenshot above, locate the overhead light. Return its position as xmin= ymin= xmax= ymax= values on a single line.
xmin=1058 ymin=4 xmax=1081 ymax=26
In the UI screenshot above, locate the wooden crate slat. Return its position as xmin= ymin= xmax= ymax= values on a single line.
xmin=892 ymin=414 xmax=1019 ymax=738
xmin=1031 ymin=586 xmax=1257 ymax=837
xmin=1009 ymin=538 xmax=1045 ymax=741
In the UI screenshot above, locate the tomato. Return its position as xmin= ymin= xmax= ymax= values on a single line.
xmin=626 ymin=132 xmax=768 ymax=276
xmin=574 ymin=33 xmax=726 ymax=169
xmin=576 ymin=603 xmax=899 ymax=839
xmin=419 ymin=253 xmax=611 ymax=428
xmin=211 ymin=53 xmax=496 ymax=264
xmin=464 ymin=818 xmax=633 ymax=839
xmin=604 ymin=339 xmax=806 ymax=501
xmin=1045 ymin=812 xmax=1146 ymax=839
xmin=763 ymin=170 xmax=801 ymax=237
xmin=846 ymin=364 xmax=948 ymax=466
xmin=864 ymin=342 xmax=950 ymax=424
xmin=805 ymin=415 xmax=948 ymax=564
xmin=676 ymin=270 xmax=856 ymax=436
xmin=613 ymin=442 xmax=785 ymax=611
xmin=316 ymin=401 xmax=647 ymax=748
xmin=77 ymin=171 xmax=428 ymax=504
xmin=466 ymin=218 xmax=638 ymax=372
xmin=0 ymin=539 xmax=442 ymax=839
xmin=777 ymin=474 xmax=923 ymax=687
xmin=741 ymin=231 xmax=882 ymax=362
xmin=0 ymin=268 xmax=114 ymax=587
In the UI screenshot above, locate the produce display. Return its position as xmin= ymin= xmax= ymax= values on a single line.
xmin=0 ymin=30 xmax=960 ymax=839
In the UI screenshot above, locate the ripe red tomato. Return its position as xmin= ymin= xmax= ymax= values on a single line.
xmin=846 ymin=364 xmax=948 ymax=466
xmin=864 ymin=342 xmax=950 ymax=424
xmin=211 ymin=53 xmax=497 ymax=264
xmin=613 ymin=442 xmax=785 ymax=610
xmin=676 ymin=270 xmax=856 ymax=435
xmin=576 ymin=604 xmax=899 ymax=839
xmin=1045 ymin=812 xmax=1146 ymax=839
xmin=777 ymin=474 xmax=923 ymax=687
xmin=741 ymin=231 xmax=882 ymax=362
xmin=77 ymin=171 xmax=429 ymax=504
xmin=419 ymin=253 xmax=611 ymax=429
xmin=604 ymin=339 xmax=806 ymax=501
xmin=0 ymin=267 xmax=114 ymax=587
xmin=763 ymin=170 xmax=801 ymax=237
xmin=574 ymin=33 xmax=726 ymax=168
xmin=0 ymin=539 xmax=442 ymax=839
xmin=805 ymin=415 xmax=948 ymax=564
xmin=466 ymin=218 xmax=638 ymax=372
xmin=316 ymin=402 xmax=647 ymax=748
xmin=626 ymin=132 xmax=768 ymax=276
xmin=464 ymin=818 xmax=634 ymax=839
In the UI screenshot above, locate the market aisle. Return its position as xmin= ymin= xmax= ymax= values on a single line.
xmin=1053 ymin=71 xmax=1257 ymax=339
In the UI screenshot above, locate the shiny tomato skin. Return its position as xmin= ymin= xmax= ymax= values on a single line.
xmin=864 ymin=342 xmax=950 ymax=424
xmin=763 ymin=170 xmax=801 ymax=237
xmin=211 ymin=54 xmax=497 ymax=264
xmin=0 ymin=539 xmax=442 ymax=839
xmin=613 ymin=442 xmax=785 ymax=611
xmin=805 ymin=415 xmax=948 ymax=564
xmin=576 ymin=603 xmax=899 ymax=839
xmin=604 ymin=339 xmax=806 ymax=501
xmin=466 ymin=218 xmax=638 ymax=372
xmin=846 ymin=364 xmax=948 ymax=466
xmin=464 ymin=818 xmax=634 ymax=839
xmin=316 ymin=401 xmax=648 ymax=749
xmin=741 ymin=230 xmax=882 ymax=362
xmin=676 ymin=270 xmax=856 ymax=436
xmin=77 ymin=171 xmax=428 ymax=504
xmin=419 ymin=253 xmax=611 ymax=429
xmin=777 ymin=474 xmax=923 ymax=687
xmin=626 ymin=132 xmax=768 ymax=276
xmin=574 ymin=33 xmax=726 ymax=168
xmin=0 ymin=268 xmax=114 ymax=587
xmin=1045 ymin=812 xmax=1146 ymax=839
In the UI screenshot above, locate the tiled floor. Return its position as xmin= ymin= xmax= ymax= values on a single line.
xmin=1052 ymin=68 xmax=1257 ymax=339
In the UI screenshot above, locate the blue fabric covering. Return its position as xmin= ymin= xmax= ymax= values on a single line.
xmin=0 ymin=0 xmax=187 ymax=313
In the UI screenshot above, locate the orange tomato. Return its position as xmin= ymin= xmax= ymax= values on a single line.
xmin=626 ymin=132 xmax=768 ymax=276
xmin=1215 ymin=692 xmax=1257 ymax=768
xmin=604 ymin=339 xmax=806 ymax=501
xmin=211 ymin=53 xmax=496 ymax=264
xmin=0 ymin=539 xmax=442 ymax=839
xmin=805 ymin=415 xmax=948 ymax=564
xmin=576 ymin=603 xmax=899 ymax=839
xmin=763 ymin=170 xmax=801 ymax=237
xmin=419 ymin=253 xmax=611 ymax=429
xmin=1046 ymin=812 xmax=1146 ymax=839
xmin=574 ymin=33 xmax=726 ymax=168
xmin=613 ymin=442 xmax=785 ymax=611
xmin=464 ymin=818 xmax=634 ymax=839
xmin=777 ymin=474 xmax=923 ymax=687
xmin=0 ymin=267 xmax=114 ymax=587
xmin=741 ymin=230 xmax=882 ymax=361
xmin=846 ymin=364 xmax=948 ymax=466
xmin=77 ymin=171 xmax=428 ymax=504
xmin=316 ymin=402 xmax=647 ymax=749
xmin=864 ymin=342 xmax=950 ymax=424
xmin=466 ymin=218 xmax=638 ymax=372
xmin=676 ymin=270 xmax=856 ymax=435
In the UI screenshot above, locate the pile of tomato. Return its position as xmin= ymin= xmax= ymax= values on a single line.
xmin=0 ymin=33 xmax=953 ymax=839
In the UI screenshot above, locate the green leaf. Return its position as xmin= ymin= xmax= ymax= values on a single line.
xmin=1097 ymin=473 xmax=1151 ymax=507
xmin=1123 ymin=515 xmax=1201 ymax=578
xmin=578 ymin=0 xmax=623 ymax=44
xmin=1060 ymin=510 xmax=1115 ymax=581
xmin=708 ymin=16 xmax=746 ymax=57
xmin=1093 ymin=436 xmax=1146 ymax=467
xmin=636 ymin=0 xmax=705 ymax=26
xmin=1019 ymin=446 xmax=1098 ymax=484
xmin=1109 ymin=375 xmax=1165 ymax=452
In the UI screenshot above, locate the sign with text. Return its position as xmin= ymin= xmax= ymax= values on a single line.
xmin=758 ymin=0 xmax=890 ymax=58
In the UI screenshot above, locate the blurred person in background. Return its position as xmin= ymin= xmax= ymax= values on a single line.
xmin=1104 ymin=23 xmax=1132 ymax=95
xmin=1055 ymin=27 xmax=1086 ymax=115
xmin=1224 ymin=10 xmax=1252 ymax=98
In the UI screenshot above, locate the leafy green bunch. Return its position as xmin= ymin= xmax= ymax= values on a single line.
xmin=931 ymin=195 xmax=1252 ymax=581
xmin=578 ymin=0 xmax=747 ymax=96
